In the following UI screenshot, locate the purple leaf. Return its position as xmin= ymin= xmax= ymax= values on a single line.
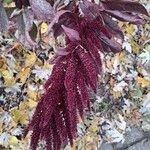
xmin=46 ymin=10 xmax=71 ymax=34
xmin=49 ymin=54 xmax=61 ymax=64
xmin=55 ymin=47 xmax=70 ymax=56
xmin=53 ymin=18 xmax=66 ymax=38
xmin=23 ymin=8 xmax=34 ymax=31
xmin=103 ymin=14 xmax=124 ymax=40
xmin=53 ymin=13 xmax=76 ymax=38
xmin=90 ymin=16 xmax=112 ymax=38
xmin=29 ymin=0 xmax=54 ymax=21
xmin=102 ymin=0 xmax=148 ymax=16
xmin=97 ymin=32 xmax=122 ymax=53
xmin=105 ymin=10 xmax=145 ymax=25
xmin=15 ymin=9 xmax=37 ymax=49
xmin=53 ymin=0 xmax=65 ymax=10
xmin=0 ymin=2 xmax=8 ymax=32
xmin=79 ymin=0 xmax=101 ymax=20
xmin=62 ymin=25 xmax=81 ymax=41
xmin=10 ymin=9 xmax=22 ymax=18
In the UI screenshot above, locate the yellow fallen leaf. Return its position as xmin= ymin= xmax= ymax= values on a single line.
xmin=15 ymin=43 xmax=24 ymax=53
xmin=75 ymin=140 xmax=81 ymax=149
xmin=9 ymin=136 xmax=18 ymax=146
xmin=125 ymin=24 xmax=136 ymax=38
xmin=36 ymin=58 xmax=44 ymax=66
xmin=43 ymin=61 xmax=54 ymax=70
xmin=113 ymin=91 xmax=121 ymax=99
xmin=11 ymin=109 xmax=21 ymax=122
xmin=137 ymin=77 xmax=150 ymax=87
xmin=25 ymin=52 xmax=37 ymax=67
xmin=106 ymin=60 xmax=113 ymax=69
xmin=126 ymin=24 xmax=136 ymax=33
xmin=11 ymin=108 xmax=28 ymax=125
xmin=131 ymin=40 xmax=140 ymax=54
xmin=110 ymin=77 xmax=115 ymax=87
xmin=0 ymin=121 xmax=3 ymax=133
xmin=19 ymin=101 xmax=29 ymax=110
xmin=144 ymin=24 xmax=150 ymax=31
xmin=70 ymin=142 xmax=76 ymax=150
xmin=85 ymin=135 xmax=93 ymax=143
xmin=0 ymin=57 xmax=5 ymax=68
xmin=26 ymin=89 xmax=39 ymax=101
xmin=119 ymin=52 xmax=126 ymax=62
xmin=17 ymin=68 xmax=30 ymax=84
xmin=26 ymin=99 xmax=37 ymax=109
xmin=118 ymin=22 xmax=126 ymax=30
xmin=145 ymin=45 xmax=150 ymax=52
xmin=85 ymin=145 xmax=96 ymax=150
xmin=4 ymin=2 xmax=16 ymax=8
xmin=88 ymin=125 xmax=98 ymax=132
xmin=41 ymin=22 xmax=48 ymax=34
xmin=1 ymin=69 xmax=15 ymax=86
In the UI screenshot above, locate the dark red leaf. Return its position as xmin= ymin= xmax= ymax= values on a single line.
xmin=102 ymin=14 xmax=124 ymax=40
xmin=105 ymin=10 xmax=145 ymax=25
xmin=79 ymin=0 xmax=101 ymax=20
xmin=102 ymin=0 xmax=148 ymax=16
xmin=46 ymin=10 xmax=71 ymax=34
xmin=62 ymin=25 xmax=81 ymax=41
xmin=97 ymin=32 xmax=122 ymax=53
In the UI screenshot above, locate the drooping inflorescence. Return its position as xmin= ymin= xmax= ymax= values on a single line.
xmin=1 ymin=0 xmax=148 ymax=149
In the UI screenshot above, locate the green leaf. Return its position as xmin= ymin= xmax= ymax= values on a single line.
xmin=133 ymin=88 xmax=142 ymax=98
xmin=3 ymin=0 xmax=12 ymax=4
